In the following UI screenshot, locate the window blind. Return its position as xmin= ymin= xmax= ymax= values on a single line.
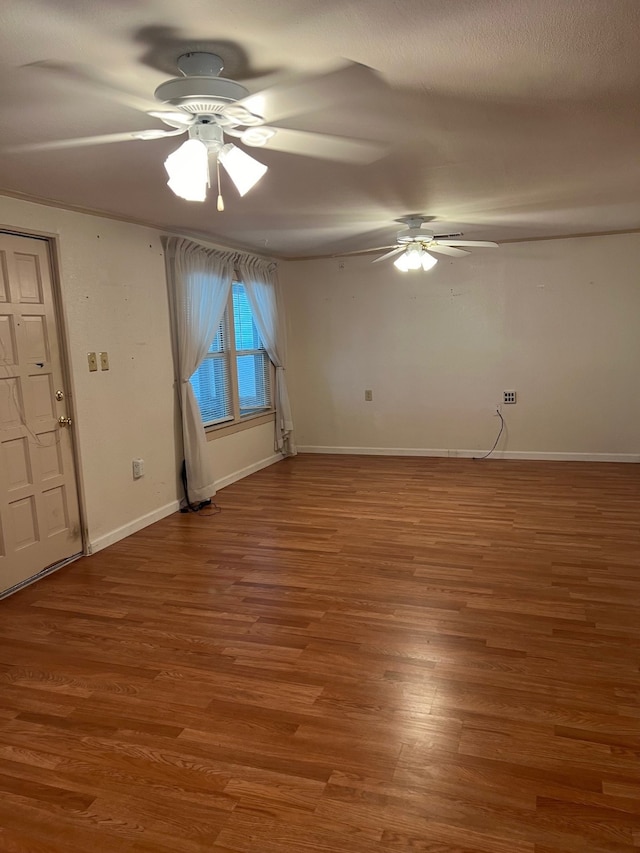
xmin=232 ymin=283 xmax=272 ymax=416
xmin=190 ymin=316 xmax=233 ymax=426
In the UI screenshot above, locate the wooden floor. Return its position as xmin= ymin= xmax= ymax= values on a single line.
xmin=0 ymin=454 xmax=639 ymax=853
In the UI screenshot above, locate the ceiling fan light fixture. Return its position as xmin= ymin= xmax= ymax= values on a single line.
xmin=164 ymin=138 xmax=209 ymax=202
xmin=393 ymin=243 xmax=438 ymax=272
xmin=393 ymin=242 xmax=425 ymax=271
xmin=218 ymin=143 xmax=268 ymax=196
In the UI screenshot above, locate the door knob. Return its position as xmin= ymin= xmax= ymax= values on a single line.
xmin=58 ymin=416 xmax=72 ymax=427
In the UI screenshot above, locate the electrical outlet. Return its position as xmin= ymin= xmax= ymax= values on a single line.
xmin=132 ymin=458 xmax=144 ymax=479
xmin=87 ymin=352 xmax=97 ymax=372
xmin=99 ymin=351 xmax=109 ymax=371
xmin=364 ymin=389 xmax=373 ymax=401
xmin=494 ymin=403 xmax=502 ymax=415
xmin=503 ymin=390 xmax=517 ymax=404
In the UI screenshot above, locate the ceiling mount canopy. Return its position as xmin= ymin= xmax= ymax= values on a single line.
xmin=393 ymin=242 xmax=439 ymax=272
xmin=176 ymin=51 xmax=225 ymax=77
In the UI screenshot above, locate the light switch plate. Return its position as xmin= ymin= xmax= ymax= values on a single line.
xmin=99 ymin=351 xmax=109 ymax=371
xmin=88 ymin=352 xmax=98 ymax=372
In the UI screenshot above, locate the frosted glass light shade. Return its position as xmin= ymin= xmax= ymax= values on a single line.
xmin=404 ymin=246 xmax=423 ymax=270
xmin=219 ymin=144 xmax=268 ymax=196
xmin=421 ymin=252 xmax=438 ymax=271
xmin=393 ymin=252 xmax=411 ymax=271
xmin=164 ymin=138 xmax=209 ymax=202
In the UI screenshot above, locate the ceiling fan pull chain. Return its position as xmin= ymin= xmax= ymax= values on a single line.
xmin=216 ymin=158 xmax=224 ymax=212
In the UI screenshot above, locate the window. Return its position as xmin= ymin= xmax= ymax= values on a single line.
xmin=191 ymin=282 xmax=273 ymax=429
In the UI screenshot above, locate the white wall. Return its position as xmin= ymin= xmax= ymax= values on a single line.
xmin=0 ymin=195 xmax=281 ymax=553
xmin=281 ymin=233 xmax=640 ymax=460
xmin=210 ymin=420 xmax=281 ymax=489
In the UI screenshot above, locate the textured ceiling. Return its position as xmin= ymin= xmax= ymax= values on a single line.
xmin=1 ymin=0 xmax=640 ymax=257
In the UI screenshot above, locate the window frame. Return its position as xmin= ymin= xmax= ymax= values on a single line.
xmin=194 ymin=281 xmax=275 ymax=438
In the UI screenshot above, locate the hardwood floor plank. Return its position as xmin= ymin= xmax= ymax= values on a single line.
xmin=0 ymin=454 xmax=639 ymax=851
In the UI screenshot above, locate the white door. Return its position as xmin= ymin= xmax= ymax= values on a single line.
xmin=0 ymin=232 xmax=82 ymax=596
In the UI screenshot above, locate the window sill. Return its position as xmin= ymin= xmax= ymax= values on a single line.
xmin=205 ymin=411 xmax=275 ymax=441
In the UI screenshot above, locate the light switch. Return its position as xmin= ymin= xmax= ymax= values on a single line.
xmin=87 ymin=352 xmax=98 ymax=372
xmin=99 ymin=351 xmax=109 ymax=371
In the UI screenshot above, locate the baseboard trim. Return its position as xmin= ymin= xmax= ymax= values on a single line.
xmin=89 ymin=500 xmax=181 ymax=554
xmin=214 ymin=453 xmax=283 ymax=490
xmin=297 ymin=446 xmax=640 ymax=463
xmin=87 ymin=455 xmax=283 ymax=555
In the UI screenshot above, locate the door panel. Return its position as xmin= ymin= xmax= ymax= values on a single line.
xmin=0 ymin=233 xmax=82 ymax=595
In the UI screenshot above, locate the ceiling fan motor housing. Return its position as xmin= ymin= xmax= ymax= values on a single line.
xmin=398 ymin=226 xmax=433 ymax=244
xmin=394 ymin=215 xmax=464 ymax=246
xmin=154 ymin=76 xmax=250 ymax=114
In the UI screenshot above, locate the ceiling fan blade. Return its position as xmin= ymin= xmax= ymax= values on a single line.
xmin=428 ymin=244 xmax=471 ymax=258
xmin=437 ymin=240 xmax=499 ymax=248
xmin=147 ymin=111 xmax=196 ymax=128
xmin=26 ymin=60 xmax=156 ymax=113
xmin=334 ymin=245 xmax=397 ymax=257
xmin=372 ymin=246 xmax=405 ymax=264
xmin=241 ymin=126 xmax=385 ymax=164
xmin=235 ymin=62 xmax=384 ymax=125
xmin=9 ymin=128 xmax=185 ymax=152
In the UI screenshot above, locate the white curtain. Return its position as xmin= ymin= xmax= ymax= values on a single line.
xmin=163 ymin=236 xmax=235 ymax=502
xmin=236 ymin=255 xmax=296 ymax=456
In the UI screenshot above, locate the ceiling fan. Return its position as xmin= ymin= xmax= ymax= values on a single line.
xmin=17 ymin=52 xmax=386 ymax=208
xmin=341 ymin=215 xmax=498 ymax=271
